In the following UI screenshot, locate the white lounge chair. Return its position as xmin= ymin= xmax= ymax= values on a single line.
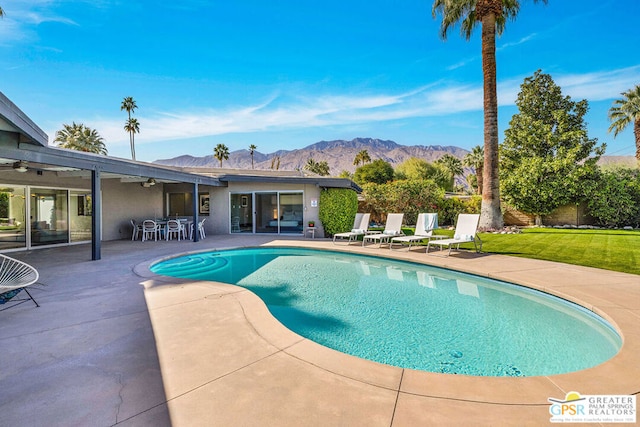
xmin=362 ymin=213 xmax=404 ymax=248
xmin=0 ymin=254 xmax=40 ymax=311
xmin=426 ymin=214 xmax=482 ymax=256
xmin=389 ymin=213 xmax=445 ymax=251
xmin=333 ymin=213 xmax=371 ymax=244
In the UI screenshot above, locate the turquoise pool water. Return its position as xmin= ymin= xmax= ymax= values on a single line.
xmin=150 ymin=247 xmax=621 ymax=377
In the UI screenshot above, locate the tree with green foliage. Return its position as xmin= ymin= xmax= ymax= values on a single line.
xmin=354 ymin=159 xmax=394 ymax=185
xmin=360 ymin=180 xmax=444 ymax=225
xmin=353 ymin=149 xmax=372 ymax=166
xmin=394 ymin=157 xmax=451 ymax=190
xmin=0 ymin=192 xmax=8 ymax=218
xmin=120 ymin=96 xmax=138 ymax=160
xmin=318 ymin=188 xmax=358 ymax=235
xmin=304 ymin=158 xmax=330 ymax=176
xmin=436 ymin=154 xmax=463 ymax=191
xmin=608 ymin=84 xmax=640 ymax=164
xmin=338 ymin=170 xmax=353 ymax=179
xmin=432 ymin=0 xmax=548 ymax=230
xmin=54 ymin=122 xmax=108 ymax=155
xmin=587 ymin=168 xmax=640 ymax=227
xmin=304 ymin=158 xmax=329 ymax=176
xmin=124 ymin=117 xmax=140 ymax=158
xmin=248 ymin=144 xmax=257 ymax=169
xmin=463 ymin=145 xmax=484 ymax=195
xmin=394 ymin=157 xmax=431 ymax=181
xmin=214 ymin=143 xmax=230 ymax=167
xmin=500 ymin=70 xmax=605 ymax=225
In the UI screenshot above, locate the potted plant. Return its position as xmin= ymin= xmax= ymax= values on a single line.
xmin=308 ymin=220 xmax=315 ymax=228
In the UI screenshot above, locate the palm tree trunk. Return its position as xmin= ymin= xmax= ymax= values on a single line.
xmin=479 ymin=11 xmax=504 ymax=230
xmin=476 ymin=166 xmax=483 ymax=195
xmin=127 ymin=110 xmax=136 ymax=161
xmin=130 ymin=132 xmax=136 ymax=161
xmin=634 ymin=119 xmax=640 ymax=165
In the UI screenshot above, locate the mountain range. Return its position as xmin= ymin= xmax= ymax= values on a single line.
xmin=153 ymin=137 xmax=471 ymax=173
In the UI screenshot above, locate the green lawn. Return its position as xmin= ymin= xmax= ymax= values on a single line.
xmin=440 ymin=228 xmax=640 ymax=275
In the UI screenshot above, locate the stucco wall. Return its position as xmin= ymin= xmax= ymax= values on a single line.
xmin=101 ymin=179 xmax=164 ymax=241
xmin=209 ymin=182 xmax=323 ymax=236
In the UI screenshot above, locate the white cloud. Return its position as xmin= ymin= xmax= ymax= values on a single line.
xmin=48 ymin=66 xmax=640 ymax=148
xmin=497 ymin=33 xmax=538 ymax=51
xmin=556 ymin=66 xmax=640 ymax=101
xmin=0 ymin=1 xmax=79 ymax=43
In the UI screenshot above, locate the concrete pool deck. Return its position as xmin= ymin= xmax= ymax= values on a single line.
xmin=0 ymin=235 xmax=638 ymax=426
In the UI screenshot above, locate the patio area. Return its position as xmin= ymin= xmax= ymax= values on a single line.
xmin=1 ymin=236 xmax=638 ymax=426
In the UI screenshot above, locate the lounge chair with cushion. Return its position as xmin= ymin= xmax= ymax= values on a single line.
xmin=333 ymin=213 xmax=371 ymax=244
xmin=362 ymin=213 xmax=404 ymax=248
xmin=0 ymin=254 xmax=40 ymax=311
xmin=390 ymin=213 xmax=445 ymax=250
xmin=426 ymin=213 xmax=482 ymax=256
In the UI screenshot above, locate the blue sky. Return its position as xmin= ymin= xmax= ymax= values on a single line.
xmin=1 ymin=0 xmax=639 ymax=162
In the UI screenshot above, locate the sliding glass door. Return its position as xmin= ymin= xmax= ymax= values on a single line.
xmin=0 ymin=186 xmax=26 ymax=250
xmin=230 ymin=193 xmax=253 ymax=233
xmin=30 ymin=188 xmax=69 ymax=246
xmin=248 ymin=191 xmax=303 ymax=234
xmin=255 ymin=192 xmax=278 ymax=233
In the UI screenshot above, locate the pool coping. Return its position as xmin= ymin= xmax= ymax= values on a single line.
xmin=134 ymin=239 xmax=640 ymax=409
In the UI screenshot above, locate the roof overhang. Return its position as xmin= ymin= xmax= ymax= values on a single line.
xmin=0 ymin=143 xmax=226 ymax=186
xmin=0 ymin=92 xmax=48 ymax=146
xmin=217 ymin=173 xmax=362 ymax=193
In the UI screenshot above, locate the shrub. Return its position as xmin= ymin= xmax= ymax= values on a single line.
xmin=587 ymin=168 xmax=640 ymax=227
xmin=360 ymin=179 xmax=443 ymax=224
xmin=319 ymin=188 xmax=358 ymax=235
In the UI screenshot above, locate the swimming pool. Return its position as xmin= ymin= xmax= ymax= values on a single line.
xmin=150 ymin=247 xmax=621 ymax=377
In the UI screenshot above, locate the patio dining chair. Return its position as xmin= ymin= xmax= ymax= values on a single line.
xmin=0 ymin=254 xmax=40 ymax=311
xmin=130 ymin=219 xmax=143 ymax=241
xmin=165 ymin=219 xmax=182 ymax=241
xmin=142 ymin=220 xmax=160 ymax=242
xmin=190 ymin=218 xmax=206 ymax=240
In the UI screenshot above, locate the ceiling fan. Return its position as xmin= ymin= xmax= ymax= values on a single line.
xmin=0 ymin=160 xmax=47 ymax=174
xmin=12 ymin=161 xmax=28 ymax=173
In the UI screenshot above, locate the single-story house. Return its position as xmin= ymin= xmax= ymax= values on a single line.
xmin=0 ymin=91 xmax=359 ymax=259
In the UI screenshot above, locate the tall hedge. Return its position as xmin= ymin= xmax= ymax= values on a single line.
xmin=587 ymin=168 xmax=640 ymax=227
xmin=319 ymin=188 xmax=358 ymax=235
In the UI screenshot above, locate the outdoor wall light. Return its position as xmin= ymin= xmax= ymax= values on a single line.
xmin=13 ymin=161 xmax=28 ymax=173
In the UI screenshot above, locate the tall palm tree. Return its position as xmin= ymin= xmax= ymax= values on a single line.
xmin=608 ymin=84 xmax=640 ymax=164
xmin=353 ymin=149 xmax=371 ymax=166
xmin=304 ymin=158 xmax=330 ymax=176
xmin=436 ymin=154 xmax=464 ymax=190
xmin=432 ymin=0 xmax=547 ymax=229
xmin=120 ymin=96 xmax=138 ymax=160
xmin=270 ymin=155 xmax=280 ymax=170
xmin=214 ymin=143 xmax=230 ymax=167
xmin=54 ymin=122 xmax=108 ymax=155
xmin=124 ymin=118 xmax=140 ymax=159
xmin=248 ymin=144 xmax=257 ymax=169
xmin=463 ymin=145 xmax=484 ymax=194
